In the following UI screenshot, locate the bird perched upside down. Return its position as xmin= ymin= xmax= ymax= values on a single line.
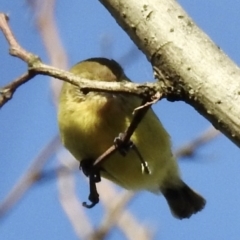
xmin=58 ymin=57 xmax=206 ymax=219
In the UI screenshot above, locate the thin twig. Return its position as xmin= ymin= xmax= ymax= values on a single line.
xmin=0 ymin=13 xmax=34 ymax=62
xmin=0 ymin=13 xmax=163 ymax=109
xmin=0 ymin=72 xmax=35 ymax=108
xmin=93 ymin=97 xmax=157 ymax=168
xmin=133 ymin=92 xmax=161 ymax=113
xmin=81 ymin=98 xmax=154 ymax=208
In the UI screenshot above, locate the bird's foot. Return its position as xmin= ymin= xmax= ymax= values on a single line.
xmin=80 ymin=158 xmax=101 ymax=208
xmin=114 ymin=133 xmax=134 ymax=156
xmin=114 ymin=133 xmax=151 ymax=175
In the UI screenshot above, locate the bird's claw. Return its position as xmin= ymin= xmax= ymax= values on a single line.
xmin=114 ymin=133 xmax=134 ymax=156
xmin=80 ymin=158 xmax=101 ymax=208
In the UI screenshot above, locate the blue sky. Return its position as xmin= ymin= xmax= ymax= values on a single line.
xmin=1 ymin=0 xmax=240 ymax=239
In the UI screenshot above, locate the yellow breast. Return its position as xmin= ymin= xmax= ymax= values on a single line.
xmin=58 ymin=84 xmax=179 ymax=192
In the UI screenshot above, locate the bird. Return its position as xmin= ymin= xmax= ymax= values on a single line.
xmin=58 ymin=57 xmax=206 ymax=219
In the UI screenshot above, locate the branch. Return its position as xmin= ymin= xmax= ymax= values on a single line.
xmin=98 ymin=0 xmax=240 ymax=148
xmin=29 ymin=63 xmax=160 ymax=97
xmin=1 ymin=1 xmax=240 ymax=149
xmin=0 ymin=12 xmax=163 ymax=109
xmin=92 ymin=96 xmax=160 ymax=170
xmin=0 ymin=14 xmax=33 ymax=62
xmin=0 ymin=12 xmax=160 ymax=209
xmin=0 ymin=72 xmax=35 ymax=107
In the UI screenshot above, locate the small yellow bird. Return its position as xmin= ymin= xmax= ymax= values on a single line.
xmin=58 ymin=57 xmax=206 ymax=219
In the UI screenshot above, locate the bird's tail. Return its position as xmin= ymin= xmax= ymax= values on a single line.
xmin=161 ymin=180 xmax=206 ymax=219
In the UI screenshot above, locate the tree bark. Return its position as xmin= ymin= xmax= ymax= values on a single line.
xmin=99 ymin=0 xmax=240 ymax=147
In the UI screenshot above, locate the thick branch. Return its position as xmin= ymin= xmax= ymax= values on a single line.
xmin=99 ymin=0 xmax=240 ymax=147
xmin=1 ymin=8 xmax=240 ymax=148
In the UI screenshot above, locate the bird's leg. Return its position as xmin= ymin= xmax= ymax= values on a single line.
xmin=80 ymin=158 xmax=94 ymax=177
xmin=80 ymin=158 xmax=101 ymax=208
xmin=114 ymin=133 xmax=151 ymax=175
xmin=131 ymin=144 xmax=151 ymax=175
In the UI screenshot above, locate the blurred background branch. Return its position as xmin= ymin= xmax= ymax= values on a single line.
xmin=175 ymin=126 xmax=220 ymax=159
xmin=0 ymin=135 xmax=61 ymax=218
